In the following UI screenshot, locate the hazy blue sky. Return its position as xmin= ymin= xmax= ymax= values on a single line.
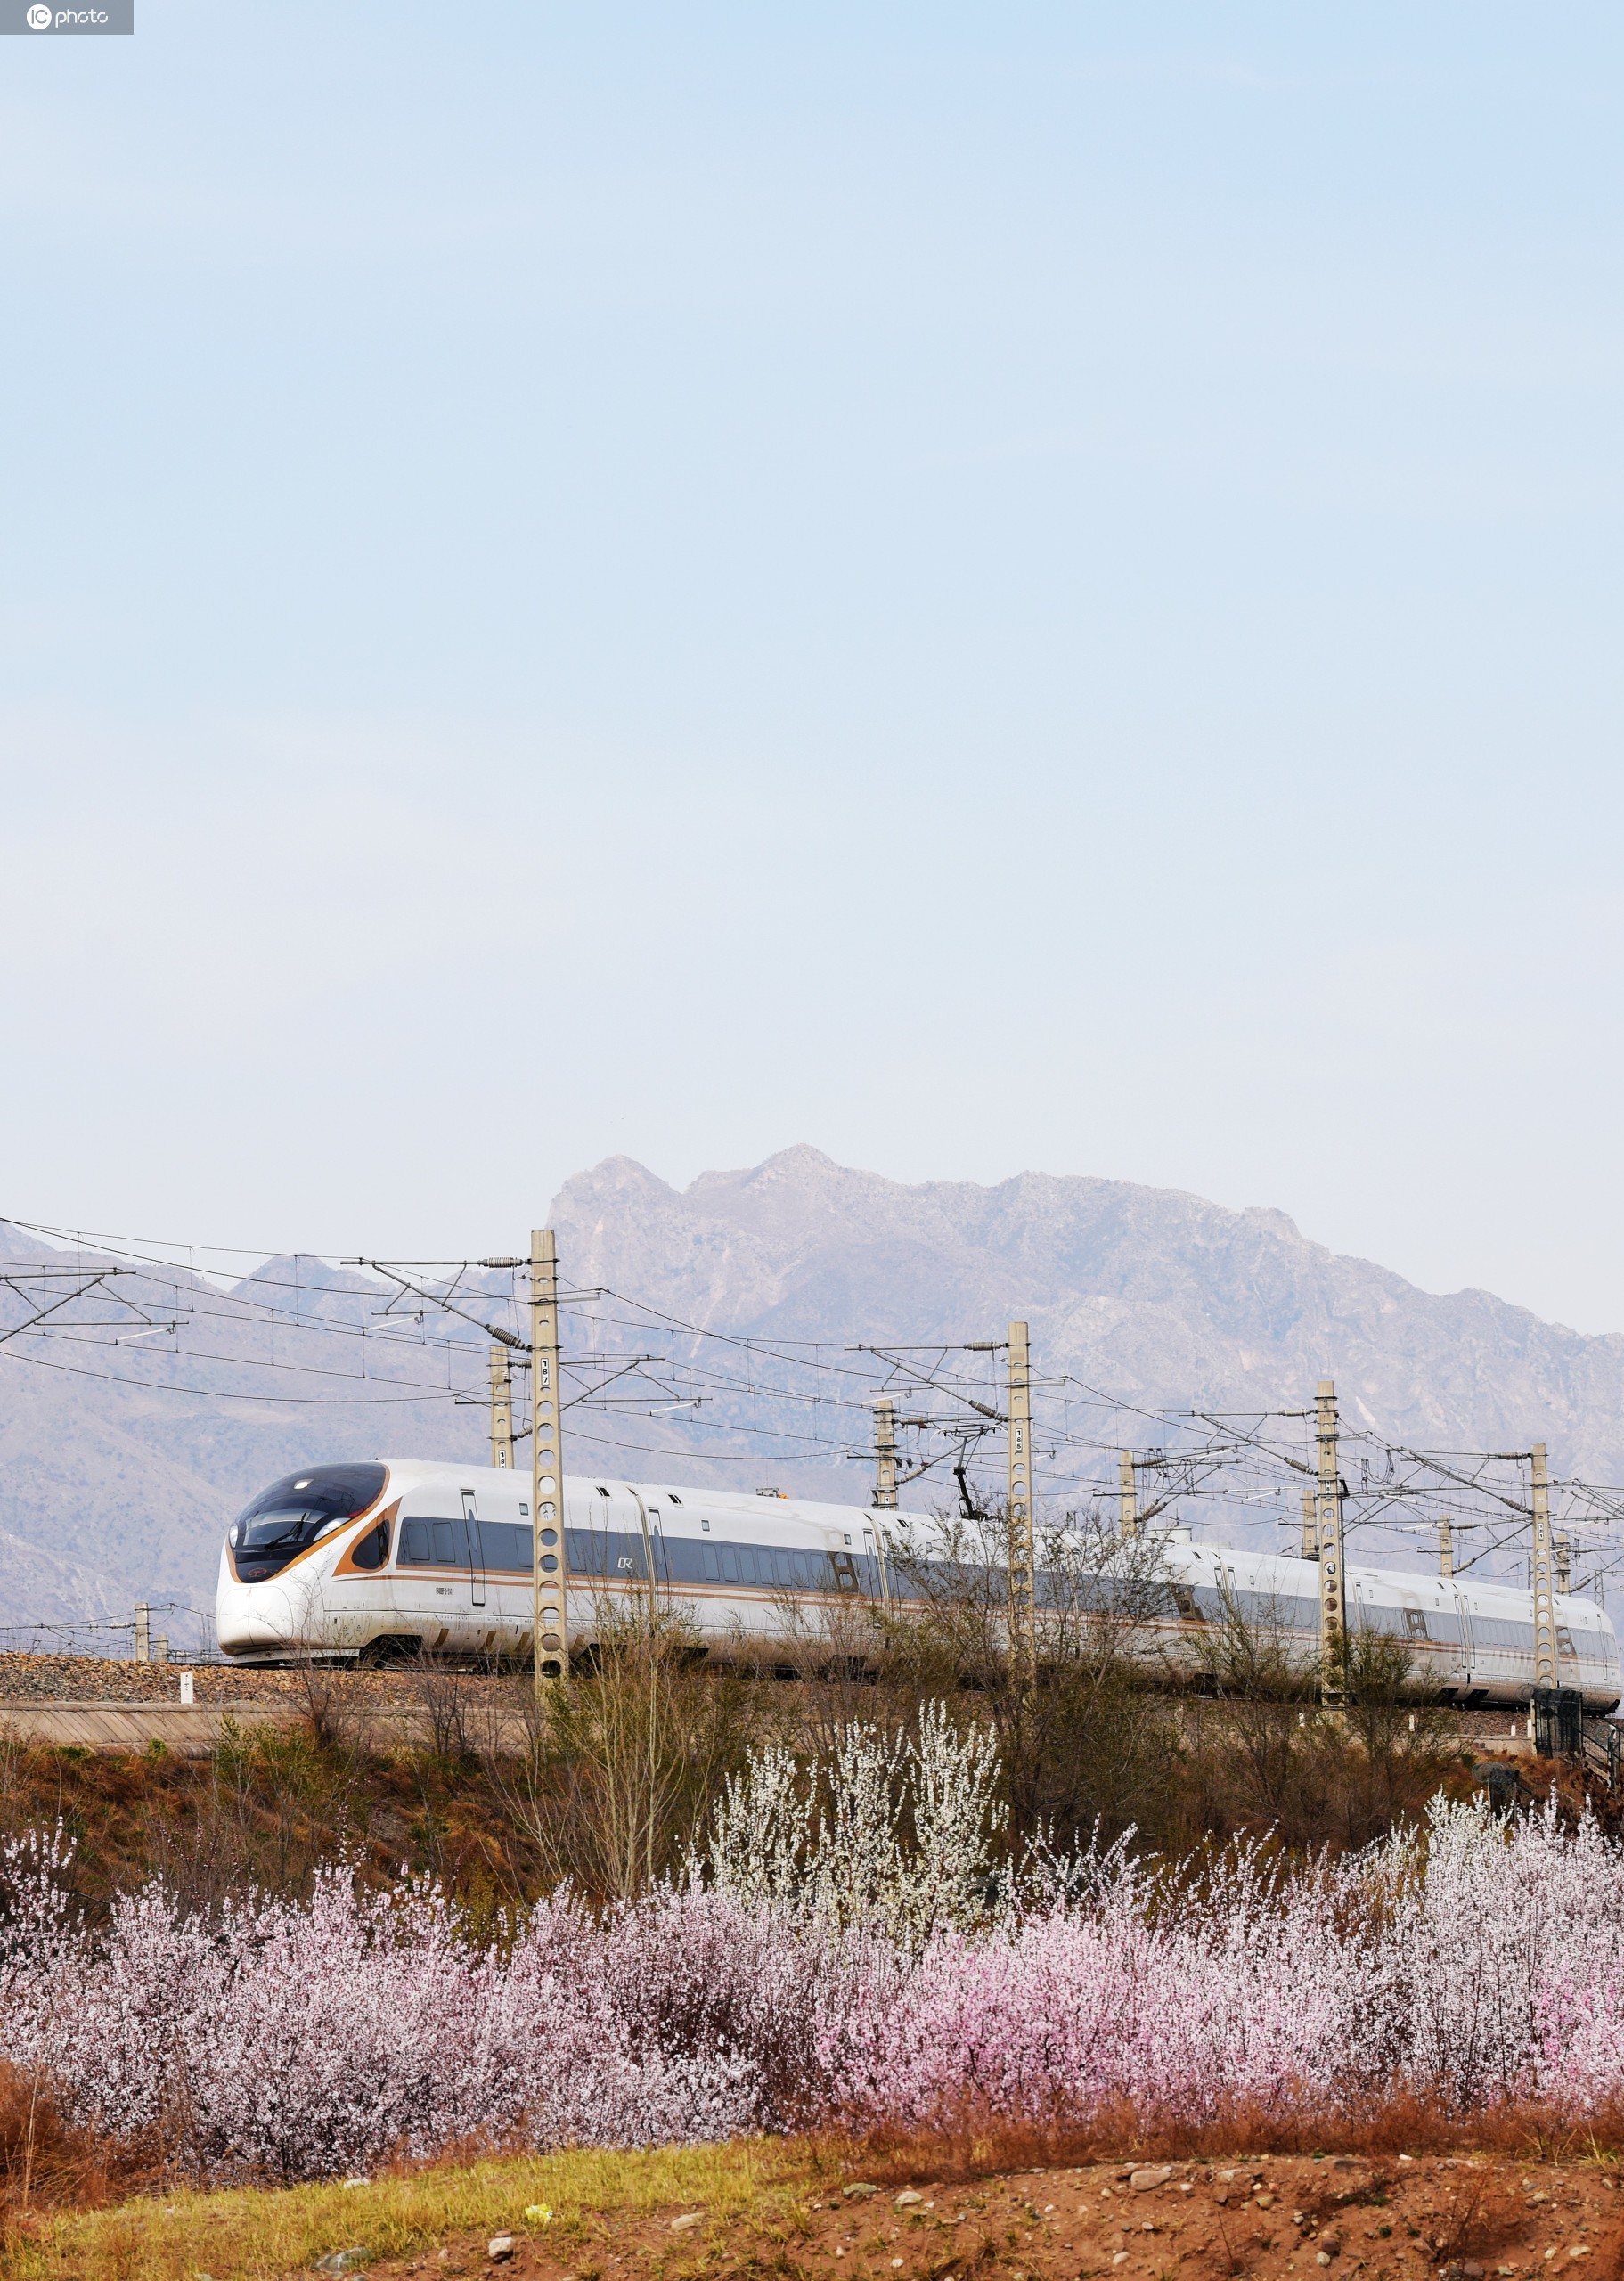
xmin=3 ymin=4 xmax=1622 ymax=1329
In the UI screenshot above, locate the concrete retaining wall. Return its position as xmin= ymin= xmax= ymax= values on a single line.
xmin=0 ymin=1701 xmax=299 ymax=1755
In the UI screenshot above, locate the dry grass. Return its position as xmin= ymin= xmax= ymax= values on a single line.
xmin=835 ymin=2094 xmax=1624 ymax=2182
xmin=0 ymin=2064 xmax=154 ymax=2230
xmin=0 ymin=2138 xmax=816 ymax=2281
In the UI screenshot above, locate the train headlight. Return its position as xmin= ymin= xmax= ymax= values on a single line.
xmin=228 ymin=1525 xmax=240 ymax=1548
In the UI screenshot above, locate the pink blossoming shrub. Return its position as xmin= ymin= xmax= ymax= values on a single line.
xmin=3 ymin=1796 xmax=1624 ymax=2185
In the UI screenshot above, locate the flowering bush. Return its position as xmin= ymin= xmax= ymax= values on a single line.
xmin=703 ymin=1703 xmax=1006 ymax=1942
xmin=6 ymin=1786 xmax=1624 ymax=2184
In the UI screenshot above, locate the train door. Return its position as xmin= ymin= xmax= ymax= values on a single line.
xmin=626 ymin=1491 xmax=660 ymax=1616
xmin=461 ymin=1489 xmax=486 ymax=1609
xmin=1454 ymin=1589 xmax=1475 ymax=1686
xmin=645 ymin=1503 xmax=670 ymax=1602
xmin=861 ymin=1525 xmax=891 ymax=1609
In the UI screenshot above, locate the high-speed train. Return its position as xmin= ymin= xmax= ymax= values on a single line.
xmin=216 ymin=1456 xmax=1623 ymax=1710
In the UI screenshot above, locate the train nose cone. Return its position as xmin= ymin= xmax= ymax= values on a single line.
xmin=248 ymin=1586 xmax=293 ymax=1647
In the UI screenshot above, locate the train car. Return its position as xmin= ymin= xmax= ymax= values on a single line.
xmin=1165 ymin=1535 xmax=1620 ymax=1711
xmin=215 ymin=1457 xmax=1622 ymax=1710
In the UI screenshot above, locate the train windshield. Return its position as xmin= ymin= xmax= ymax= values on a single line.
xmin=228 ymin=1463 xmax=387 ymax=1579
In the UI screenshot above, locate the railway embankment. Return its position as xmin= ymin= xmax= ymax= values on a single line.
xmin=0 ymin=1650 xmax=496 ymax=1705
xmin=0 ymin=1651 xmax=1570 ymax=1766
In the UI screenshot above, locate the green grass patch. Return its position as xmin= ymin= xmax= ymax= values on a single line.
xmin=1 ymin=2139 xmax=815 ymax=2281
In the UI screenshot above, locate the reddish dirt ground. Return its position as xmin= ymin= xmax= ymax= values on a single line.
xmin=367 ymin=2157 xmax=1624 ymax=2281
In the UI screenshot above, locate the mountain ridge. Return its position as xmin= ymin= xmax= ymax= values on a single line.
xmin=551 ymin=1148 xmax=1622 ymax=1465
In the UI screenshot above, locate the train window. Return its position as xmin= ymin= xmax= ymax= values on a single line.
xmin=792 ymin=1552 xmax=812 ymax=1586
xmin=431 ymin=1518 xmax=469 ymax=1567
xmin=350 ymin=1514 xmax=391 ymax=1571
xmin=474 ymin=1522 xmax=532 ymax=1573
xmin=721 ymin=1547 xmax=739 ymax=1582
xmin=230 ymin=1463 xmax=388 ymax=1579
xmin=1404 ymin=1608 xmax=1429 ymax=1639
xmin=1557 ymin=1626 xmax=1577 ymax=1657
xmin=774 ymin=1549 xmax=794 ymax=1586
xmin=702 ymin=1546 xmax=720 ymax=1582
xmin=400 ymin=1520 xmax=431 ymax=1565
xmin=235 ymin=1464 xmax=386 ymax=1537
